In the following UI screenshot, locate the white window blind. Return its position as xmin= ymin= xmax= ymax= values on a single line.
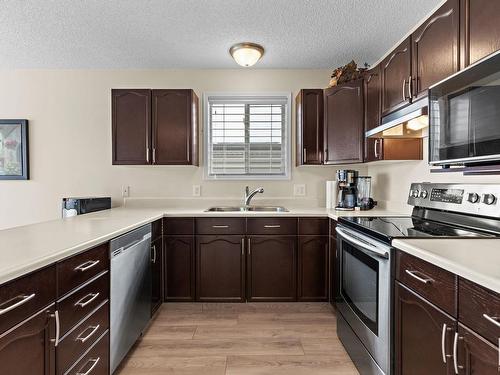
xmin=205 ymin=94 xmax=290 ymax=179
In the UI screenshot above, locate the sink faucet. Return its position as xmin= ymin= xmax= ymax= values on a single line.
xmin=244 ymin=186 xmax=264 ymax=206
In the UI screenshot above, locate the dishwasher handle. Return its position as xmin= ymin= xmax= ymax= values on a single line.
xmin=111 ymin=232 xmax=151 ymax=257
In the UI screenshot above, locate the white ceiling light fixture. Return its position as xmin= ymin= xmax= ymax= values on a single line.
xmin=229 ymin=42 xmax=264 ymax=67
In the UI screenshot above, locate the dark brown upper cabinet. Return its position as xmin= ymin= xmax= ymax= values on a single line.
xmin=112 ymin=89 xmax=198 ymax=166
xmin=381 ymin=37 xmax=412 ymax=116
xmin=323 ymin=80 xmax=364 ymax=164
xmin=296 ymin=89 xmax=324 ymax=165
xmin=461 ymin=0 xmax=500 ymax=66
xmin=411 ymin=0 xmax=460 ymax=99
xmin=364 ymin=66 xmax=383 ymax=162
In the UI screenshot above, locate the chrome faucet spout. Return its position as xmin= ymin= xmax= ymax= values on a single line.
xmin=244 ymin=186 xmax=264 ymax=206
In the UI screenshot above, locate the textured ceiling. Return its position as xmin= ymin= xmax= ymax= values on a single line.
xmin=0 ymin=0 xmax=440 ymax=69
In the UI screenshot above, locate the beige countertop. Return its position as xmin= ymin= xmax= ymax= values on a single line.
xmin=393 ymin=238 xmax=500 ymax=294
xmin=0 ymin=206 xmax=404 ymax=285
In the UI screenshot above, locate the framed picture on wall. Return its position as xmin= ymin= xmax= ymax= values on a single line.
xmin=0 ymin=119 xmax=29 ymax=180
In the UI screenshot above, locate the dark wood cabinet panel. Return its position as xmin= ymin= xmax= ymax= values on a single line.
xmin=163 ymin=217 xmax=194 ymax=235
xmin=298 ymin=217 xmax=328 ymax=235
xmin=247 ymin=218 xmax=297 ymax=235
xmin=381 ymin=37 xmax=412 ymax=115
xmin=196 ymin=236 xmax=245 ymax=302
xmin=65 ymin=332 xmax=109 ymax=375
xmin=112 ymin=89 xmax=151 ymax=165
xmin=296 ymin=89 xmax=324 ymax=165
xmin=457 ymin=324 xmax=499 ymax=375
xmin=152 ymin=219 xmax=163 ymax=241
xmin=164 ymin=236 xmax=195 ymax=301
xmin=247 ymin=236 xmax=297 ymax=302
xmin=152 ymin=89 xmax=198 ymax=165
xmin=196 ymin=218 xmax=246 ymax=235
xmin=412 ymin=0 xmax=459 ymax=99
xmin=0 ymin=305 xmax=55 ymax=375
xmin=395 ymin=282 xmax=455 ymax=375
xmin=324 ymin=80 xmax=364 ymax=164
xmin=329 ymin=232 xmax=337 ymax=306
xmin=461 ymin=0 xmax=500 ymax=66
xmin=364 ymin=66 xmax=383 ymax=163
xmin=151 ymin=237 xmax=163 ymax=314
xmin=298 ymin=236 xmax=328 ymax=301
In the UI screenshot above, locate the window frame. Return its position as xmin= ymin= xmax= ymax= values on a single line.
xmin=203 ymin=92 xmax=292 ymax=180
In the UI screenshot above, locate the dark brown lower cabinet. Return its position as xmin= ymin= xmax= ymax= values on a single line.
xmin=0 ymin=306 xmax=55 ymax=375
xmin=151 ymin=237 xmax=163 ymax=314
xmin=329 ymin=230 xmax=337 ymax=306
xmin=164 ymin=236 xmax=195 ymax=301
xmin=247 ymin=236 xmax=297 ymax=302
xmin=196 ymin=236 xmax=245 ymax=302
xmin=298 ymin=236 xmax=328 ymax=301
xmin=457 ymin=324 xmax=499 ymax=374
xmin=395 ymin=282 xmax=455 ymax=375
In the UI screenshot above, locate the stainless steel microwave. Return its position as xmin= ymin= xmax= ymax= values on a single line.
xmin=429 ymin=50 xmax=500 ymax=166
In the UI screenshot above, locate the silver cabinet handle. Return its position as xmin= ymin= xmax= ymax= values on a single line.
xmin=76 ymin=324 xmax=100 ymax=343
xmin=151 ymin=244 xmax=157 ymax=264
xmin=264 ymin=225 xmax=281 ymax=228
xmin=441 ymin=323 xmax=452 ymax=363
xmin=407 ymin=75 xmax=413 ymax=99
xmin=453 ymin=332 xmax=463 ymax=374
xmin=212 ymin=225 xmax=229 ymax=229
xmin=0 ymin=293 xmax=36 ymax=315
xmin=303 ymin=148 xmax=307 ymax=163
xmin=76 ymin=357 xmax=100 ymax=375
xmin=50 ymin=310 xmax=60 ymax=347
xmin=74 ymin=293 xmax=100 ymax=308
xmin=483 ymin=313 xmax=500 ymax=328
xmin=241 ymin=238 xmax=244 ymax=255
xmin=402 ymin=78 xmax=407 ymax=101
xmin=405 ymin=269 xmax=434 ymax=284
xmin=248 ymin=238 xmax=251 ymax=255
xmin=74 ymin=260 xmax=100 ymax=272
xmin=146 ymin=148 xmax=150 ymax=163
xmin=152 ymin=148 xmax=156 ymax=164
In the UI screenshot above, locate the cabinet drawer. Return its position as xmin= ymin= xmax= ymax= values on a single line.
xmin=58 ymin=272 xmax=109 ymax=336
xmin=396 ymin=250 xmax=457 ymax=316
xmin=164 ymin=217 xmax=194 ymax=235
xmin=65 ymin=331 xmax=109 ymax=375
xmin=57 ymin=243 xmax=109 ymax=298
xmin=459 ymin=278 xmax=500 ymax=345
xmin=196 ymin=218 xmax=246 ymax=235
xmin=298 ymin=217 xmax=329 ymax=235
xmin=0 ymin=265 xmax=56 ymax=335
xmin=57 ymin=301 xmax=109 ymax=375
xmin=247 ymin=218 xmax=297 ymax=235
xmin=152 ymin=219 xmax=163 ymax=241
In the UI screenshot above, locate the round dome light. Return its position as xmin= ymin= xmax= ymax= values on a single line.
xmin=229 ymin=42 xmax=264 ymax=67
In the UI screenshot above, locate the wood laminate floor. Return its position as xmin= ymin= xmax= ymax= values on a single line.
xmin=116 ymin=303 xmax=359 ymax=375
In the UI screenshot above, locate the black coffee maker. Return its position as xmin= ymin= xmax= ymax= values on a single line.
xmin=335 ymin=169 xmax=358 ymax=210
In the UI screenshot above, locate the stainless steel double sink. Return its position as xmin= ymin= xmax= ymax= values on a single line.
xmin=205 ymin=206 xmax=288 ymax=212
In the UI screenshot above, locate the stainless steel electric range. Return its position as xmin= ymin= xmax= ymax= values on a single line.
xmin=334 ymin=183 xmax=500 ymax=375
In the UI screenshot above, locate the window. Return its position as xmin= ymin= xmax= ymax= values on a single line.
xmin=204 ymin=93 xmax=291 ymax=180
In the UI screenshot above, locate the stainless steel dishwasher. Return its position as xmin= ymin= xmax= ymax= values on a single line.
xmin=110 ymin=224 xmax=152 ymax=374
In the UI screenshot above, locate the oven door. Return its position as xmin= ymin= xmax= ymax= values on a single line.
xmin=335 ymin=225 xmax=391 ymax=374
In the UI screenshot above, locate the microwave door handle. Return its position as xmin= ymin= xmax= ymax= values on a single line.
xmin=336 ymin=226 xmax=389 ymax=259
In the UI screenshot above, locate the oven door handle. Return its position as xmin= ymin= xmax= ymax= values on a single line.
xmin=336 ymin=226 xmax=390 ymax=259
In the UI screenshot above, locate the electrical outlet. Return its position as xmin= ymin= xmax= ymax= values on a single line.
xmin=121 ymin=185 xmax=130 ymax=198
xmin=192 ymin=185 xmax=201 ymax=197
xmin=293 ymin=184 xmax=306 ymax=196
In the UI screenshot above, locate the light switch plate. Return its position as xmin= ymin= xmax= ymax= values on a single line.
xmin=192 ymin=185 xmax=201 ymax=197
xmin=121 ymin=185 xmax=130 ymax=198
xmin=293 ymin=184 xmax=306 ymax=196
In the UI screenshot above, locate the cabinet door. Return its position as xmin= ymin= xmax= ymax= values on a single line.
xmin=364 ymin=66 xmax=383 ymax=162
xmin=152 ymin=89 xmax=198 ymax=165
xmin=395 ymin=282 xmax=455 ymax=375
xmin=456 ymin=324 xmax=499 ymax=375
xmin=381 ymin=38 xmax=412 ymax=115
xmin=324 ymin=80 xmax=364 ymax=164
xmin=462 ymin=0 xmax=500 ymax=65
xmin=247 ymin=236 xmax=297 ymax=302
xmin=296 ymin=89 xmax=324 ymax=165
xmin=298 ymin=236 xmax=328 ymax=301
xmin=196 ymin=236 xmax=245 ymax=302
xmin=151 ymin=237 xmax=163 ymax=315
xmin=164 ymin=236 xmax=195 ymax=301
xmin=0 ymin=306 xmax=55 ymax=375
xmin=111 ymin=89 xmax=151 ymax=165
xmin=412 ymin=0 xmax=459 ymax=99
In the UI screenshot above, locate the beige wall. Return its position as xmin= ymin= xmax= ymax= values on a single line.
xmin=0 ymin=69 xmax=365 ymax=230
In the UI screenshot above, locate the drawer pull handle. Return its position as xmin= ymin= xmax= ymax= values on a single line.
xmin=0 ymin=293 xmax=36 ymax=315
xmin=76 ymin=324 xmax=100 ymax=343
xmin=50 ymin=310 xmax=60 ymax=347
xmin=76 ymin=357 xmax=100 ymax=375
xmin=264 ymin=225 xmax=281 ymax=228
xmin=212 ymin=225 xmax=229 ymax=228
xmin=75 ymin=293 xmax=100 ymax=308
xmin=74 ymin=260 xmax=100 ymax=272
xmin=483 ymin=313 xmax=500 ymax=328
xmin=405 ymin=269 xmax=433 ymax=284
xmin=453 ymin=332 xmax=464 ymax=374
xmin=441 ymin=323 xmax=452 ymax=363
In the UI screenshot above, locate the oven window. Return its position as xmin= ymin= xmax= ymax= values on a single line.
xmin=341 ymin=242 xmax=379 ymax=335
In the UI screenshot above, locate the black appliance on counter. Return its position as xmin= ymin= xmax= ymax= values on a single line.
xmin=62 ymin=197 xmax=111 ymax=218
xmin=336 ymin=169 xmax=358 ymax=210
xmin=334 ymin=183 xmax=500 ymax=375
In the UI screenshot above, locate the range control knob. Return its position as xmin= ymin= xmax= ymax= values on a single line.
xmin=482 ymin=194 xmax=497 ymax=205
xmin=411 ymin=190 xmax=420 ymax=198
xmin=419 ymin=190 xmax=428 ymax=199
xmin=467 ymin=193 xmax=480 ymax=204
